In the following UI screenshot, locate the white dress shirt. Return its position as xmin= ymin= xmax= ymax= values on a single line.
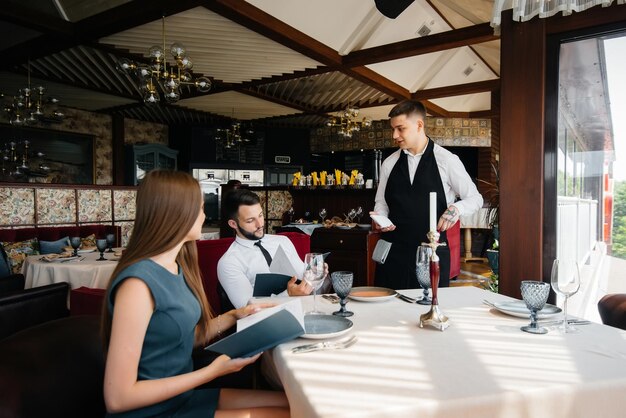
xmin=374 ymin=143 xmax=483 ymax=217
xmin=217 ymin=234 xmax=305 ymax=308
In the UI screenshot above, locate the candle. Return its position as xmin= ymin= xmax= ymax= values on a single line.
xmin=429 ymin=192 xmax=437 ymax=232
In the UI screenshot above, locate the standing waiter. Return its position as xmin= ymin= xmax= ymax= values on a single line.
xmin=372 ymin=100 xmax=483 ymax=289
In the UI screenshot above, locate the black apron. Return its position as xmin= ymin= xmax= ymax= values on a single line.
xmin=375 ymin=139 xmax=450 ymax=289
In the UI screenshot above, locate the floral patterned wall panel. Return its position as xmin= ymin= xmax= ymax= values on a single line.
xmin=113 ymin=190 xmax=136 ymax=221
xmin=37 ymin=188 xmax=76 ymax=225
xmin=125 ymin=119 xmax=168 ymax=146
xmin=0 ymin=187 xmax=35 ymax=225
xmin=267 ymin=190 xmax=293 ymax=219
xmin=116 ymin=221 xmax=135 ymax=247
xmin=78 ymin=189 xmax=112 ymax=222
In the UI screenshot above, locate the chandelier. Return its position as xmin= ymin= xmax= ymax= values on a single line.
xmin=326 ymin=105 xmax=372 ymax=138
xmin=118 ymin=16 xmax=211 ymax=104
xmin=1 ymin=139 xmax=50 ymax=181
xmin=216 ymin=120 xmax=255 ymax=149
xmin=2 ymin=62 xmax=64 ymax=126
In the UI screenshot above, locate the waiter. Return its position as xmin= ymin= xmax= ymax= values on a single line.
xmin=372 ymin=100 xmax=483 ymax=289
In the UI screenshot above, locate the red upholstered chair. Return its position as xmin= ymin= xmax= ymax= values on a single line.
xmin=196 ymin=238 xmax=236 ymax=314
xmin=448 ymin=221 xmax=461 ymax=279
xmin=276 ymin=231 xmax=310 ymax=260
xmin=70 ymin=286 xmax=106 ymax=316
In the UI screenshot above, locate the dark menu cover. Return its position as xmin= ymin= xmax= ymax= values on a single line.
xmin=253 ymin=273 xmax=291 ymax=297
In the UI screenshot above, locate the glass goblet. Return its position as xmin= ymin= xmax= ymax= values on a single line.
xmin=331 ymin=271 xmax=354 ymax=317
xmin=105 ymin=233 xmax=115 ymax=253
xmin=355 ymin=206 xmax=363 ymax=223
xmin=550 ymin=259 xmax=581 ymax=333
xmin=319 ymin=208 xmax=327 ymax=223
xmin=303 ymin=253 xmax=325 ymax=315
xmin=95 ymin=239 xmax=108 ymax=261
xmin=520 ymin=280 xmax=550 ymax=334
xmin=416 ymin=245 xmax=433 ymax=305
xmin=70 ymin=236 xmax=81 ymax=257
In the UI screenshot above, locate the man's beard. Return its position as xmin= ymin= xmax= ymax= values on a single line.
xmin=236 ymin=221 xmax=264 ymax=240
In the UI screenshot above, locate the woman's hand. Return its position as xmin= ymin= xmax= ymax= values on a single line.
xmin=209 ymin=353 xmax=262 ymax=377
xmin=232 ymin=303 xmax=275 ymax=320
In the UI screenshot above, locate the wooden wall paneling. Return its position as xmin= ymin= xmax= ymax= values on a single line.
xmin=499 ymin=11 xmax=546 ymax=298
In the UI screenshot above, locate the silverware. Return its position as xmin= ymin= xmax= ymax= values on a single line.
xmin=539 ymin=319 xmax=591 ymax=327
xmin=322 ymin=294 xmax=340 ymax=304
xmin=292 ymin=335 xmax=357 ymax=353
xmin=396 ymin=293 xmax=418 ymax=303
xmin=483 ymin=299 xmax=497 ymax=308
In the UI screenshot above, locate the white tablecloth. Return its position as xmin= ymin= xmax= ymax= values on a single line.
xmin=272 ymin=287 xmax=626 ymax=418
xmin=284 ymin=223 xmax=323 ymax=235
xmin=23 ymin=251 xmax=118 ymax=290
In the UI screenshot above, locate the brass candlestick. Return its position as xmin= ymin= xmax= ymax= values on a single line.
xmin=419 ymin=230 xmax=450 ymax=331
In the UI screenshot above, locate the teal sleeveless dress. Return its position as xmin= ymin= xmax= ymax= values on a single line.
xmin=106 ymin=259 xmax=219 ymax=417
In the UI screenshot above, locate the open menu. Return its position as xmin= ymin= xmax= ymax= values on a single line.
xmin=205 ymin=299 xmax=305 ymax=358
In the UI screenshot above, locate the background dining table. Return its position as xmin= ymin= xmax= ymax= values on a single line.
xmin=271 ymin=286 xmax=626 ymax=418
xmin=23 ymin=250 xmax=118 ymax=290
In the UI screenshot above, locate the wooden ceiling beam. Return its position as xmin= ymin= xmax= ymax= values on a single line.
xmin=343 ymin=22 xmax=498 ymax=67
xmin=206 ymin=0 xmax=341 ymax=67
xmin=343 ymin=66 xmax=410 ymax=101
xmin=0 ymin=5 xmax=73 ymax=36
xmin=412 ymin=79 xmax=500 ymax=101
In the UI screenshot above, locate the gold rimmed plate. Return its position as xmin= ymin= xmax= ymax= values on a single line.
xmin=348 ymin=286 xmax=397 ymax=302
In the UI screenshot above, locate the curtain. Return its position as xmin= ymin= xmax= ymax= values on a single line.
xmin=492 ymin=0 xmax=625 ymax=32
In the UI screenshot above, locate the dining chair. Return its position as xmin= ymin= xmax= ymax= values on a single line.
xmin=598 ymin=293 xmax=626 ymax=330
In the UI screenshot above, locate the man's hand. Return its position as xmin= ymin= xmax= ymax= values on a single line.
xmin=369 ymin=211 xmax=396 ymax=232
xmin=437 ymin=205 xmax=459 ymax=232
xmin=287 ymin=276 xmax=313 ymax=296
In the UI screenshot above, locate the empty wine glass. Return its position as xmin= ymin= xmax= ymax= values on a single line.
xmin=551 ymin=259 xmax=581 ymax=333
xmin=70 ymin=236 xmax=81 ymax=257
xmin=346 ymin=208 xmax=356 ymax=222
xmin=416 ymin=245 xmax=433 ymax=305
xmin=287 ymin=207 xmax=295 ymax=223
xmin=520 ymin=280 xmax=550 ymax=334
xmin=303 ymin=253 xmax=325 ymax=315
xmin=331 ymin=271 xmax=354 ymax=317
xmin=105 ymin=233 xmax=115 ymax=253
xmin=95 ymin=239 xmax=108 ymax=261
xmin=319 ymin=208 xmax=327 ymax=223
xmin=355 ymin=206 xmax=363 ymax=223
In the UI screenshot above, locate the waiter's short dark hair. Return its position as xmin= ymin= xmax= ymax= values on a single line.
xmin=222 ymin=188 xmax=260 ymax=221
xmin=389 ymin=100 xmax=426 ymax=120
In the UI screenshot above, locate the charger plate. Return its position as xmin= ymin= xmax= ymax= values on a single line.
xmin=302 ymin=315 xmax=353 ymax=339
xmin=348 ymin=286 xmax=397 ymax=302
xmin=492 ymin=300 xmax=562 ymax=319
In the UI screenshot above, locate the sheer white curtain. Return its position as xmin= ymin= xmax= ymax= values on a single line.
xmin=492 ymin=0 xmax=625 ymax=31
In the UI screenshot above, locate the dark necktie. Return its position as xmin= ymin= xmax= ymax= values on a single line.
xmin=255 ymin=241 xmax=273 ymax=266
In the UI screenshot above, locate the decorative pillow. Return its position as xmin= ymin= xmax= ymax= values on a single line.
xmin=81 ymin=234 xmax=96 ymax=249
xmin=40 ymin=236 xmax=70 ymax=255
xmin=1 ymin=238 xmax=39 ymax=274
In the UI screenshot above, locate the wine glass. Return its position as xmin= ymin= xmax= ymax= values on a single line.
xmin=550 ymin=259 xmax=581 ymax=333
xmin=105 ymin=233 xmax=115 ymax=253
xmin=70 ymin=236 xmax=81 ymax=257
xmin=331 ymin=271 xmax=354 ymax=317
xmin=520 ymin=280 xmax=550 ymax=334
xmin=95 ymin=239 xmax=108 ymax=261
xmin=355 ymin=206 xmax=363 ymax=223
xmin=416 ymin=245 xmax=433 ymax=305
xmin=346 ymin=208 xmax=356 ymax=222
xmin=303 ymin=253 xmax=325 ymax=315
xmin=319 ymin=208 xmax=327 ymax=223
xmin=287 ymin=207 xmax=295 ymax=223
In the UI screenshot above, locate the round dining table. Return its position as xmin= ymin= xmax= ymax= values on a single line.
xmin=22 ymin=250 xmax=119 ymax=290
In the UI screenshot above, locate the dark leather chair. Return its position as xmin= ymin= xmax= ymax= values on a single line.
xmin=0 ymin=315 xmax=106 ymax=418
xmin=598 ymin=293 xmax=626 ymax=330
xmin=0 ymin=282 xmax=70 ymax=340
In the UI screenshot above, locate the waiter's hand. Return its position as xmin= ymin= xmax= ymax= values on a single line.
xmin=369 ymin=211 xmax=396 ymax=232
xmin=287 ymin=277 xmax=312 ymax=296
xmin=437 ymin=205 xmax=459 ymax=232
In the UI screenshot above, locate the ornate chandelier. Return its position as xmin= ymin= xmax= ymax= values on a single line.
xmin=326 ymin=105 xmax=372 ymax=138
xmin=1 ymin=139 xmax=50 ymax=181
xmin=118 ymin=16 xmax=211 ymax=104
xmin=2 ymin=62 xmax=63 ymax=126
xmin=216 ymin=121 xmax=254 ymax=149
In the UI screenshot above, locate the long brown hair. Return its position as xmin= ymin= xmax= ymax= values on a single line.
xmin=101 ymin=170 xmax=212 ymax=349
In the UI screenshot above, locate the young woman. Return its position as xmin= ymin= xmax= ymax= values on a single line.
xmin=101 ymin=170 xmax=289 ymax=417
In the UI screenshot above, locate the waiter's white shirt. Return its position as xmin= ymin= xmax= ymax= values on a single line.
xmin=374 ymin=142 xmax=483 ymax=217
xmin=217 ymin=234 xmax=305 ymax=308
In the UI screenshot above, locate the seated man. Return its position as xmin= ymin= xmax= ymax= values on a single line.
xmin=218 ymin=189 xmax=318 ymax=308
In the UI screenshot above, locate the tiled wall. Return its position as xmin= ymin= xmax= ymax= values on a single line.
xmin=310 ymin=116 xmax=491 ymax=152
xmin=0 ymin=186 xmax=136 ymax=246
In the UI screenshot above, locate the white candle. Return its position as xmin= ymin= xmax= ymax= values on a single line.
xmin=429 ymin=192 xmax=437 ymax=232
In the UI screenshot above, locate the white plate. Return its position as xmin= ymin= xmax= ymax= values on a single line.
xmin=491 ymin=300 xmax=562 ymax=319
xmin=292 ymin=222 xmax=313 ymax=225
xmin=78 ymin=248 xmax=97 ymax=254
xmin=301 ymin=315 xmax=353 ymax=339
xmin=336 ymin=225 xmax=353 ymax=229
xmin=348 ymin=286 xmax=397 ymax=302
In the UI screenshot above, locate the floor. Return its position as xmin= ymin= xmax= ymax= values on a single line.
xmin=452 ymin=258 xmax=492 ymax=289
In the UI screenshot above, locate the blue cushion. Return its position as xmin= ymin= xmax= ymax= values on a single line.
xmin=39 ymin=237 xmax=70 ymax=255
xmin=0 ymin=246 xmax=11 ymax=277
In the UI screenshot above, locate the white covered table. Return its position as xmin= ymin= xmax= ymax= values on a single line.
xmin=23 ymin=251 xmax=118 ymax=290
xmin=460 ymin=207 xmax=491 ymax=261
xmin=272 ymin=287 xmax=626 ymax=418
